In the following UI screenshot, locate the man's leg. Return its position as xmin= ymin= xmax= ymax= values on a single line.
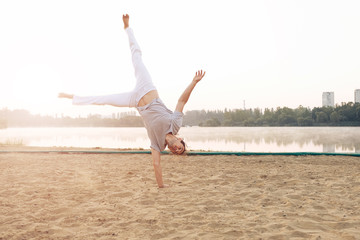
xmin=70 ymin=17 xmax=145 ymax=108
xmin=70 ymin=17 xmax=155 ymax=108
xmin=72 ymin=92 xmax=136 ymax=107
xmin=125 ymin=27 xmax=156 ymax=105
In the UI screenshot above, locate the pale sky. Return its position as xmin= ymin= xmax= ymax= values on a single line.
xmin=0 ymin=0 xmax=359 ymax=117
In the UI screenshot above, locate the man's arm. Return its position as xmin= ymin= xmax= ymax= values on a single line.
xmin=151 ymin=149 xmax=166 ymax=188
xmin=175 ymin=70 xmax=206 ymax=113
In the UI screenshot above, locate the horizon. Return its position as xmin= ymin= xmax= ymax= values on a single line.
xmin=1 ymin=99 xmax=359 ymax=118
xmin=1 ymin=0 xmax=359 ymax=117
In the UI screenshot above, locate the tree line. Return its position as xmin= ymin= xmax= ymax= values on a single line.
xmin=1 ymin=102 xmax=359 ymax=128
xmin=183 ymin=102 xmax=360 ymax=127
xmin=0 ymin=109 xmax=144 ymax=128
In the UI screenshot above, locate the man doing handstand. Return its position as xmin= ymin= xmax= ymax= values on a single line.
xmin=59 ymin=14 xmax=206 ymax=188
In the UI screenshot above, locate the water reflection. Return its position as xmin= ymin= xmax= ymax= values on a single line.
xmin=180 ymin=127 xmax=360 ymax=153
xmin=1 ymin=127 xmax=359 ymax=153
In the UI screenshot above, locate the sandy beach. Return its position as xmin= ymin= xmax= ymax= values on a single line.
xmin=0 ymin=147 xmax=359 ymax=239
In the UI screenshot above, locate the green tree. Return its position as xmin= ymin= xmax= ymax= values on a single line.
xmin=297 ymin=117 xmax=313 ymax=126
xmin=261 ymin=108 xmax=275 ymax=126
xmin=330 ymin=111 xmax=340 ymax=123
xmin=316 ymin=111 xmax=328 ymax=123
xmin=337 ymin=102 xmax=357 ymax=121
xmin=277 ymin=107 xmax=297 ymax=126
xmin=204 ymin=118 xmax=221 ymax=127
xmin=355 ymin=104 xmax=360 ymax=121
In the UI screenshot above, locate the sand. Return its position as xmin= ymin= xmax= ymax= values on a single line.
xmin=0 ymin=147 xmax=360 ymax=239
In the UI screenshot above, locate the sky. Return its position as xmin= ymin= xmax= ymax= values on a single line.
xmin=0 ymin=0 xmax=359 ymax=117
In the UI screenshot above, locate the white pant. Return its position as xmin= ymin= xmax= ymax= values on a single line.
xmin=73 ymin=28 xmax=157 ymax=108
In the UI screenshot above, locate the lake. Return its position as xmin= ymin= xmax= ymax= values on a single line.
xmin=1 ymin=127 xmax=360 ymax=153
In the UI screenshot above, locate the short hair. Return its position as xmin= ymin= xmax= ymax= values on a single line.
xmin=179 ymin=139 xmax=186 ymax=154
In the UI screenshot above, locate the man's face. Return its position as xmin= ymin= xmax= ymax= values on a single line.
xmin=169 ymin=138 xmax=185 ymax=155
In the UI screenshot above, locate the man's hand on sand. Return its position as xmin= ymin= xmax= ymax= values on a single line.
xmin=123 ymin=14 xmax=129 ymax=29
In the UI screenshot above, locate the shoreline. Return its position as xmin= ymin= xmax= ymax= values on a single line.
xmin=1 ymin=146 xmax=360 ymax=158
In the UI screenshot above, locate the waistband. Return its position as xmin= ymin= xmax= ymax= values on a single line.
xmin=136 ymin=98 xmax=162 ymax=112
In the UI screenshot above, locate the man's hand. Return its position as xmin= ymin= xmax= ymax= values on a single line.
xmin=123 ymin=14 xmax=129 ymax=29
xmin=193 ymin=70 xmax=206 ymax=83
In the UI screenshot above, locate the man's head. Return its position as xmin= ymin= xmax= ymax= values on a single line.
xmin=167 ymin=135 xmax=186 ymax=155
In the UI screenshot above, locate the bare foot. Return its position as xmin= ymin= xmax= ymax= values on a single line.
xmin=58 ymin=93 xmax=74 ymax=99
xmin=123 ymin=14 xmax=129 ymax=29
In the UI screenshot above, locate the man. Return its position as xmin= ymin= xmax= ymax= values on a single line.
xmin=59 ymin=14 xmax=205 ymax=188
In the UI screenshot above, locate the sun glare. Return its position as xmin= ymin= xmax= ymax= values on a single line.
xmin=12 ymin=64 xmax=62 ymax=113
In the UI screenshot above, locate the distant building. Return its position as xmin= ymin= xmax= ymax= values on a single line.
xmin=355 ymin=89 xmax=360 ymax=103
xmin=322 ymin=92 xmax=334 ymax=107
